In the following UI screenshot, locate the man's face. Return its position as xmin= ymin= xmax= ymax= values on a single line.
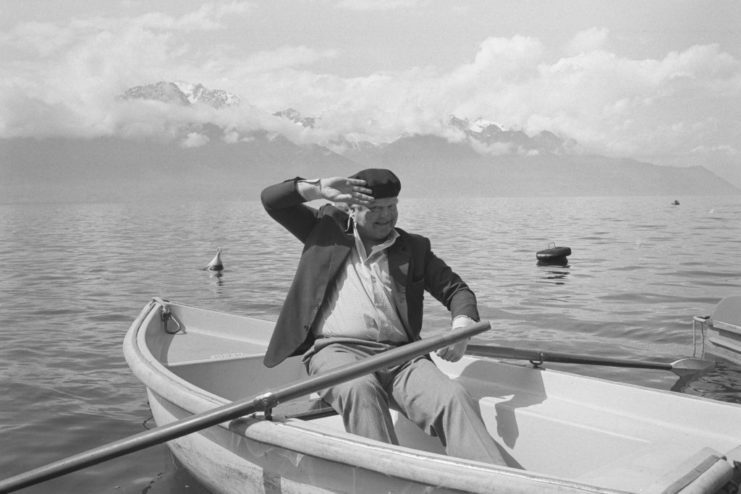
xmin=354 ymin=197 xmax=398 ymax=244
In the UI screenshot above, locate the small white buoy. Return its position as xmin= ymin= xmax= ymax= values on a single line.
xmin=206 ymin=248 xmax=223 ymax=271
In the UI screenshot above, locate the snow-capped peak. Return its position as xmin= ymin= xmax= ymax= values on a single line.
xmin=173 ymin=81 xmax=240 ymax=108
xmin=122 ymin=81 xmax=240 ymax=109
xmin=470 ymin=118 xmax=503 ymax=133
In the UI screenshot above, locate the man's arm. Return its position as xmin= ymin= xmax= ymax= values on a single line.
xmin=261 ymin=176 xmax=374 ymax=243
xmin=261 ymin=178 xmax=320 ymax=243
xmin=421 ymin=246 xmax=480 ymax=362
xmin=422 ymin=246 xmax=480 ymax=322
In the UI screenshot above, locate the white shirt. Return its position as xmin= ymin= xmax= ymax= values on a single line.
xmin=312 ymin=227 xmax=409 ymax=343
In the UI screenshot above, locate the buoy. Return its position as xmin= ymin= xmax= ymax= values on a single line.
xmin=536 ymin=244 xmax=571 ymax=265
xmin=206 ymin=248 xmax=223 ymax=271
xmin=672 ymin=200 xmax=680 ymax=205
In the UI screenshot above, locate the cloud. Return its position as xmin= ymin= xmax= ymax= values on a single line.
xmin=565 ymin=27 xmax=610 ymax=55
xmin=239 ymin=46 xmax=339 ymax=74
xmin=1 ymin=5 xmax=740 ymax=167
xmin=0 ymin=3 xmax=261 ymax=137
xmin=0 ymin=3 xmax=253 ymax=58
xmin=135 ymin=2 xmax=254 ymax=31
xmin=691 ymin=144 xmax=738 ymax=156
xmin=0 ymin=21 xmax=77 ymax=57
xmin=336 ymin=0 xmax=426 ymax=11
xmin=181 ymin=132 xmax=210 ymax=148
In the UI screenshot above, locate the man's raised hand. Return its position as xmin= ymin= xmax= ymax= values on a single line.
xmin=320 ymin=177 xmax=374 ymax=206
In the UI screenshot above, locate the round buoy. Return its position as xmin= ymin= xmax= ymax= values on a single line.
xmin=536 ymin=246 xmax=571 ymax=265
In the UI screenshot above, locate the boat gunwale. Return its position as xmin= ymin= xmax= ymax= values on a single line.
xmin=123 ymin=300 xmax=229 ymax=413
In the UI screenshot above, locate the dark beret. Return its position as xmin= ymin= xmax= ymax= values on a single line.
xmin=349 ymin=168 xmax=401 ymax=198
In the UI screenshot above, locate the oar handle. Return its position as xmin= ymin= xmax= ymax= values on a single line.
xmin=0 ymin=321 xmax=491 ymax=494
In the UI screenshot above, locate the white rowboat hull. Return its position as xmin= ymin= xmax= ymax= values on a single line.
xmin=124 ymin=299 xmax=741 ymax=494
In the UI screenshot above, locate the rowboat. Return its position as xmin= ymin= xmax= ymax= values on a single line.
xmin=693 ymin=296 xmax=741 ymax=366
xmin=124 ymin=298 xmax=741 ymax=494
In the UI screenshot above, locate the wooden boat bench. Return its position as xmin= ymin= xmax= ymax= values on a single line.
xmin=163 ymin=331 xmax=267 ymax=366
xmin=161 ymin=326 xmax=338 ymax=421
xmin=577 ymin=445 xmax=738 ymax=494
xmin=271 ymin=394 xmax=337 ymax=421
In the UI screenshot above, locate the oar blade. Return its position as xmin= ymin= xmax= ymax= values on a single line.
xmin=670 ymin=357 xmax=715 ymax=376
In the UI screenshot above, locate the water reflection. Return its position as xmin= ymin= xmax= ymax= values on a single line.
xmin=208 ymin=269 xmax=224 ymax=282
xmin=537 ymin=262 xmax=570 ymax=284
xmin=674 ymin=359 xmax=741 ymax=404
xmin=536 ymin=258 xmax=570 ymax=267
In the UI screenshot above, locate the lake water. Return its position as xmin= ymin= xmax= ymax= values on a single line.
xmin=1 ymin=195 xmax=740 ymax=493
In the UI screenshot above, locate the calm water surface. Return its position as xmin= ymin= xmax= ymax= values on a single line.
xmin=1 ymin=195 xmax=740 ymax=493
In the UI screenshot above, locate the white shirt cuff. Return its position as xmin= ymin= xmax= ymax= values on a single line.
xmin=452 ymin=315 xmax=476 ymax=330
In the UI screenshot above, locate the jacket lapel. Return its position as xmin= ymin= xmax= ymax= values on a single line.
xmin=388 ymin=237 xmax=413 ymax=337
xmin=388 ymin=241 xmax=410 ymax=286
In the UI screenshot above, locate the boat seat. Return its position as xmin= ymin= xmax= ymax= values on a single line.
xmin=577 ymin=446 xmax=735 ymax=494
xmin=270 ymin=396 xmax=447 ymax=455
xmin=165 ymin=331 xmax=267 ymax=366
xmin=271 ymin=394 xmax=337 ymax=421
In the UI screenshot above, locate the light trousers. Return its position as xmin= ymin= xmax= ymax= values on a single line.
xmin=307 ymin=341 xmax=510 ymax=466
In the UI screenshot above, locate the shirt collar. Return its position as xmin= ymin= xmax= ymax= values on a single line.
xmin=353 ymin=225 xmax=399 ymax=263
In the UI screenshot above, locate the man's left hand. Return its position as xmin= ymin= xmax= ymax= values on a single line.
xmin=435 ymin=338 xmax=469 ymax=362
xmin=435 ymin=315 xmax=475 ymax=362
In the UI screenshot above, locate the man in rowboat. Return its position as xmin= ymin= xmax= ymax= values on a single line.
xmin=261 ymin=168 xmax=512 ymax=466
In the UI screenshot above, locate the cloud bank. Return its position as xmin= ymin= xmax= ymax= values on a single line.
xmin=1 ymin=3 xmax=740 ymax=166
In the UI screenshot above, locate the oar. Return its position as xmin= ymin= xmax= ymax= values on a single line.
xmin=465 ymin=343 xmax=714 ymax=377
xmin=0 ymin=321 xmax=491 ymax=494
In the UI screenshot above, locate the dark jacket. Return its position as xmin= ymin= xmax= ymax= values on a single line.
xmin=261 ymin=178 xmax=479 ymax=367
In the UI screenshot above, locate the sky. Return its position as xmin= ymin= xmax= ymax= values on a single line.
xmin=1 ymin=0 xmax=740 ymax=177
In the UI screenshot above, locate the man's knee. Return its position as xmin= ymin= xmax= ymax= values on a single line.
xmin=332 ymin=375 xmax=386 ymax=406
xmin=436 ymin=379 xmax=477 ymax=411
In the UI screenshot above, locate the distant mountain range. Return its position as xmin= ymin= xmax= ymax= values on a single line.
xmin=0 ymin=81 xmax=738 ymax=203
